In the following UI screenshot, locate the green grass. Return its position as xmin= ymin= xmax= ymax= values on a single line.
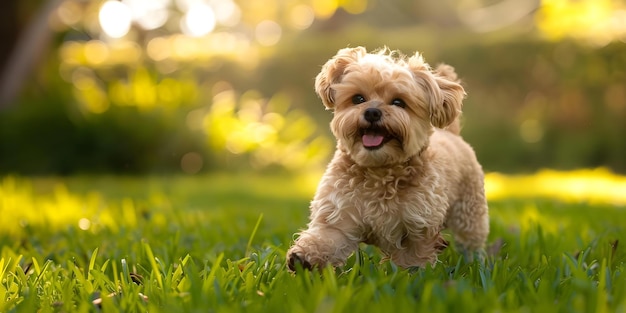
xmin=0 ymin=174 xmax=625 ymax=312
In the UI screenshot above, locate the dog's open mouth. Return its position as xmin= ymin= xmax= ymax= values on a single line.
xmin=361 ymin=128 xmax=391 ymax=150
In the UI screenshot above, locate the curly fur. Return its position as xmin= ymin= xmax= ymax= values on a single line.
xmin=287 ymin=47 xmax=489 ymax=270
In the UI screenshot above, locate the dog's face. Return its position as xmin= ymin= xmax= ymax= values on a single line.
xmin=315 ymin=47 xmax=466 ymax=167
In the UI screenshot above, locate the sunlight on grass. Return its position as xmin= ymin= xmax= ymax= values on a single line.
xmin=518 ymin=203 xmax=558 ymax=233
xmin=0 ymin=168 xmax=623 ymax=239
xmin=1 ymin=168 xmax=625 ymax=236
xmin=0 ymin=173 xmax=320 ymax=238
xmin=0 ymin=176 xmax=168 ymax=237
xmin=485 ymin=167 xmax=626 ymax=205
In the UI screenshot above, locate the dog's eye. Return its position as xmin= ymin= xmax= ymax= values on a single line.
xmin=351 ymin=95 xmax=366 ymax=105
xmin=391 ymin=98 xmax=406 ymax=108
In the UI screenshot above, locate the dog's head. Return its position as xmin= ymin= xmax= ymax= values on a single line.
xmin=315 ymin=46 xmax=465 ymax=167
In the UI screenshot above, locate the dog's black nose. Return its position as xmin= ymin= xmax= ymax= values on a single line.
xmin=364 ymin=108 xmax=382 ymax=122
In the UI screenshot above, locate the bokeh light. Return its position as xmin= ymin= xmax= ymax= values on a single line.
xmin=536 ymin=0 xmax=626 ymax=45
xmin=99 ymin=1 xmax=132 ymax=38
xmin=123 ymin=0 xmax=170 ymax=30
xmin=146 ymin=37 xmax=171 ymax=61
xmin=78 ymin=218 xmax=91 ymax=230
xmin=312 ymin=0 xmax=339 ymax=19
xmin=341 ymin=0 xmax=368 ymax=14
xmin=181 ymin=3 xmax=216 ymax=37
xmin=457 ymin=0 xmax=537 ymax=33
xmin=213 ymin=0 xmax=241 ymax=27
xmin=255 ymin=20 xmax=282 ymax=46
xmin=519 ymin=119 xmax=544 ymax=143
xmin=181 ymin=152 xmax=204 ymax=174
xmin=289 ymin=5 xmax=315 ymax=30
xmin=56 ymin=0 xmax=83 ymax=27
xmin=83 ymin=40 xmax=109 ymax=65
xmin=203 ymin=86 xmax=332 ymax=170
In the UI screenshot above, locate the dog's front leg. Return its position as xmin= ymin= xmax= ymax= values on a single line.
xmin=286 ymin=218 xmax=360 ymax=271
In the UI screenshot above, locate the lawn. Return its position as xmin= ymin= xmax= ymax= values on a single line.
xmin=0 ymin=170 xmax=625 ymax=312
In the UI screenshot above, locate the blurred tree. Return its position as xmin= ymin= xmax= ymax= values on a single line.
xmin=0 ymin=0 xmax=19 ymax=70
xmin=0 ymin=0 xmax=61 ymax=107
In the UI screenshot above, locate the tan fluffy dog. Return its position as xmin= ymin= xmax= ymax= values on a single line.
xmin=287 ymin=47 xmax=489 ymax=270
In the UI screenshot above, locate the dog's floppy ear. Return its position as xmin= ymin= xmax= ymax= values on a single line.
xmin=408 ymin=54 xmax=465 ymax=128
xmin=430 ymin=63 xmax=465 ymax=128
xmin=315 ymin=47 xmax=366 ymax=110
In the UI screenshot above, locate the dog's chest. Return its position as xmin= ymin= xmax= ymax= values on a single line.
xmin=354 ymin=188 xmax=406 ymax=243
xmin=351 ymin=178 xmax=407 ymax=213
xmin=347 ymin=168 xmax=426 ymax=211
xmin=344 ymin=170 xmax=447 ymax=245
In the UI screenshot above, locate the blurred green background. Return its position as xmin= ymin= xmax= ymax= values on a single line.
xmin=1 ymin=0 xmax=625 ymax=175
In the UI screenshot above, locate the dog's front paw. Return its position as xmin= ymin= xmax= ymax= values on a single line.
xmin=286 ymin=229 xmax=354 ymax=271
xmin=286 ymin=244 xmax=329 ymax=272
xmin=287 ymin=251 xmax=313 ymax=272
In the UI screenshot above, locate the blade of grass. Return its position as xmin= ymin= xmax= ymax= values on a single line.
xmin=202 ymin=253 xmax=224 ymax=294
xmin=596 ymin=258 xmax=608 ymax=313
xmin=32 ymin=259 xmax=52 ymax=286
xmin=87 ymin=248 xmax=99 ymax=281
xmin=144 ymin=242 xmax=164 ymax=289
xmin=246 ymin=213 xmax=263 ymax=257
xmin=0 ymin=256 xmax=13 ymax=279
xmin=171 ymin=254 xmax=191 ymax=291
xmin=120 ymin=258 xmax=129 ymax=285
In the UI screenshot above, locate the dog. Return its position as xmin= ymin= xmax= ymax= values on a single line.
xmin=286 ymin=47 xmax=489 ymax=270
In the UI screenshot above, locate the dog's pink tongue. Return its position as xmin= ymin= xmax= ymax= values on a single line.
xmin=362 ymin=134 xmax=384 ymax=147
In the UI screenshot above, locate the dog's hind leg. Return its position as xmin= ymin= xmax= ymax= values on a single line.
xmin=446 ymin=190 xmax=489 ymax=259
